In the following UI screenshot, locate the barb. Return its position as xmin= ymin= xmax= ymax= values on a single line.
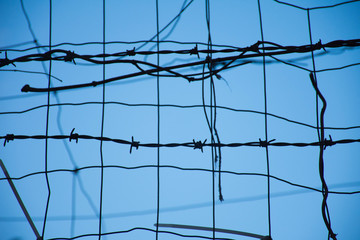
xmin=130 ymin=136 xmax=140 ymax=154
xmin=193 ymin=139 xmax=207 ymax=152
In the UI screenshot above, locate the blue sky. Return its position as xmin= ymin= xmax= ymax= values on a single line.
xmin=1 ymin=0 xmax=360 ymax=240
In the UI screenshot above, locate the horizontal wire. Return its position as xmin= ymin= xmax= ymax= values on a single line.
xmin=8 ymin=39 xmax=358 ymax=92
xmin=0 ymin=69 xmax=63 ymax=82
xmin=1 ymin=133 xmax=359 ymax=148
xmin=273 ymin=0 xmax=360 ymax=10
xmin=1 ymin=101 xmax=359 ymax=130
xmin=2 ymin=39 xmax=360 ymax=68
xmin=1 ymin=164 xmax=359 ymax=195
xmin=1 ymin=40 xmax=239 ymax=53
xmin=47 ymin=227 xmax=235 ymax=240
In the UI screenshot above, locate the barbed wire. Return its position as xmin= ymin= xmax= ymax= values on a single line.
xmin=1 ymin=131 xmax=359 ymax=149
xmin=1 ymin=39 xmax=358 ymax=93
xmin=1 ymin=0 xmax=360 ymax=239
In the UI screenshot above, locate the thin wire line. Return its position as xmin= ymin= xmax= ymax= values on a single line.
xmin=204 ymin=1 xmax=217 ymax=239
xmin=2 ymin=165 xmax=359 ymax=195
xmin=309 ymin=73 xmax=337 ymax=240
xmin=130 ymin=0 xmax=194 ymax=56
xmin=42 ymin=0 xmax=52 ymax=238
xmin=47 ymin=227 xmax=236 ymax=240
xmin=273 ymin=0 xmax=360 ymax=11
xmin=19 ymin=2 xmax=88 ymax=238
xmin=1 ymin=39 xmax=239 ymax=52
xmin=1 ymin=101 xmax=359 ymax=130
xmin=98 ymin=1 xmax=106 ymax=239
xmin=307 ymin=10 xmax=333 ymax=240
xmin=144 ymin=0 xmax=191 ymax=63
xmin=70 ymin=174 xmax=76 ymax=237
xmin=156 ymin=0 xmax=161 ymax=239
xmin=307 ymin=10 xmax=321 ymax=143
xmin=257 ymin=0 xmax=271 ymax=237
xmin=307 ymin=10 xmax=337 ymax=240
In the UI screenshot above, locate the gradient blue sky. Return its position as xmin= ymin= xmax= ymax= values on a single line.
xmin=1 ymin=0 xmax=360 ymax=240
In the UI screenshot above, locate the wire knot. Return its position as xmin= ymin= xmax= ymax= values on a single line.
xmin=3 ymin=134 xmax=15 ymax=146
xmin=193 ymin=139 xmax=207 ymax=152
xmin=126 ymin=47 xmax=136 ymax=56
xmin=205 ymin=56 xmax=212 ymax=63
xmin=64 ymin=51 xmax=76 ymax=64
xmin=91 ymin=81 xmax=98 ymax=87
xmin=323 ymin=135 xmax=334 ymax=150
xmin=43 ymin=51 xmax=52 ymax=60
xmin=69 ymin=128 xmax=79 ymax=143
xmin=248 ymin=41 xmax=261 ymax=52
xmin=259 ymin=138 xmax=275 ymax=147
xmin=130 ymin=136 xmax=139 ymax=153
xmin=189 ymin=44 xmax=200 ymax=58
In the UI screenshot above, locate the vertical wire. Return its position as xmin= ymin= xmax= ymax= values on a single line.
xmin=98 ymin=0 xmax=106 ymax=239
xmin=257 ymin=0 xmax=271 ymax=237
xmin=307 ymin=9 xmax=321 ymax=141
xmin=70 ymin=174 xmax=76 ymax=236
xmin=205 ymin=0 xmax=216 ymax=239
xmin=42 ymin=0 xmax=52 ymax=238
xmin=20 ymin=0 xmax=97 ymax=230
xmin=155 ymin=0 xmax=161 ymax=239
xmin=307 ymin=9 xmax=336 ymax=240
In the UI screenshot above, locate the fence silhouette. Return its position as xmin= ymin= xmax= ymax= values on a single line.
xmin=1 ymin=0 xmax=360 ymax=240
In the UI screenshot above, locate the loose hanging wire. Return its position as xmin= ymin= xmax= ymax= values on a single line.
xmin=204 ymin=0 xmax=216 ymax=239
xmin=307 ymin=9 xmax=337 ymax=240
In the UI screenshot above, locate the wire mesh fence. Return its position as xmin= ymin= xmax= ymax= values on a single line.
xmin=1 ymin=0 xmax=360 ymax=239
